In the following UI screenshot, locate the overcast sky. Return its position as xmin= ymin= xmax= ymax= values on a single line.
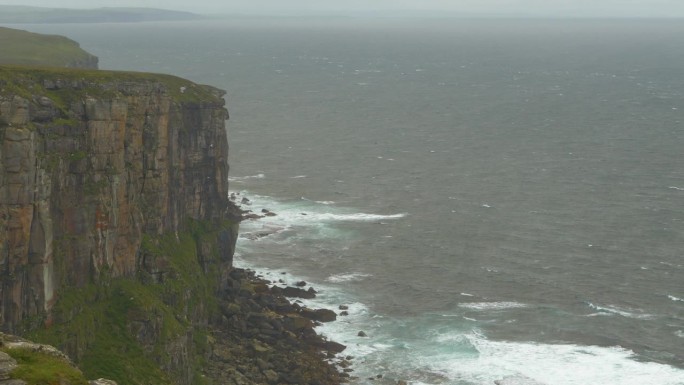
xmin=1 ymin=0 xmax=683 ymax=17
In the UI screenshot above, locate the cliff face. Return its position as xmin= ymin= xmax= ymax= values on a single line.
xmin=0 ymin=67 xmax=346 ymax=385
xmin=0 ymin=67 xmax=237 ymax=332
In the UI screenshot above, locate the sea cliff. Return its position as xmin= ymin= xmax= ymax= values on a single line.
xmin=0 ymin=66 xmax=344 ymax=384
xmin=0 ymin=67 xmax=235 ymax=328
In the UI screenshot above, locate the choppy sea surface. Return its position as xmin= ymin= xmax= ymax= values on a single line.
xmin=19 ymin=18 xmax=684 ymax=384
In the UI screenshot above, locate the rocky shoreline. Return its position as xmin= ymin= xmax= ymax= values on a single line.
xmin=204 ymin=268 xmax=351 ymax=385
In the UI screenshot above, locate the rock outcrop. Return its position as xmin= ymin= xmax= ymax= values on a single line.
xmin=0 ymin=67 xmax=252 ymax=384
xmin=0 ymin=67 xmax=237 ymax=332
xmin=0 ymin=331 xmax=116 ymax=385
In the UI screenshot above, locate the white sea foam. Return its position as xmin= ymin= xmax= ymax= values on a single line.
xmin=409 ymin=330 xmax=684 ymax=385
xmin=297 ymin=197 xmax=335 ymax=206
xmin=460 ymin=292 xmax=475 ymax=297
xmin=309 ymin=212 xmax=407 ymax=221
xmin=675 ymin=330 xmax=684 ymax=338
xmin=495 ymin=375 xmax=547 ymax=385
xmin=290 ymin=175 xmax=307 ymax=179
xmin=236 ymin=233 xmax=684 ymax=385
xmin=326 ymin=272 xmax=373 ymax=283
xmin=586 ymin=302 xmax=654 ymax=319
xmin=459 ymin=302 xmax=528 ymax=311
xmin=236 ymin=191 xmax=406 ymax=228
xmin=232 ymin=192 xmax=683 ymax=385
xmin=449 ymin=334 xmax=684 ymax=385
xmin=238 ymin=224 xmax=287 ymax=241
xmin=228 ymin=173 xmax=265 ymax=181
xmin=667 ymin=295 xmax=683 ymax=302
xmin=668 ymin=186 xmax=684 ymax=191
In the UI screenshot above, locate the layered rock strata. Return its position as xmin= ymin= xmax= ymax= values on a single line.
xmin=0 ymin=67 xmax=236 ymax=331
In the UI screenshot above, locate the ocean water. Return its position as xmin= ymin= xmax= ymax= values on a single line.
xmin=20 ymin=18 xmax=684 ymax=384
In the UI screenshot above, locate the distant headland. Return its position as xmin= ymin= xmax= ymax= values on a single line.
xmin=0 ymin=6 xmax=202 ymax=24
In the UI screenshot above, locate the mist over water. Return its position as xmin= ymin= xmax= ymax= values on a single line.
xmin=24 ymin=17 xmax=684 ymax=383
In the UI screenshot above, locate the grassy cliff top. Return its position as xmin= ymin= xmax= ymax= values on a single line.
xmin=0 ymin=27 xmax=97 ymax=68
xmin=0 ymin=65 xmax=226 ymax=105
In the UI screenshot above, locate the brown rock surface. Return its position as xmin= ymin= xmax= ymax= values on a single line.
xmin=0 ymin=68 xmax=238 ymax=332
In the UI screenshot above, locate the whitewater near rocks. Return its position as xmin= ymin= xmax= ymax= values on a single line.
xmin=32 ymin=17 xmax=684 ymax=384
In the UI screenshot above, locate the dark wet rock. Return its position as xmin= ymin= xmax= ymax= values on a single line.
xmin=261 ymin=209 xmax=278 ymax=217
xmin=357 ymin=331 xmax=367 ymax=337
xmin=205 ymin=268 xmax=345 ymax=385
xmin=282 ymin=315 xmax=314 ymax=331
xmin=241 ymin=197 xmax=251 ymax=204
xmin=338 ymin=305 xmax=349 ymax=310
xmin=281 ymin=286 xmax=316 ymax=299
xmin=241 ymin=213 xmax=264 ymax=221
xmin=296 ymin=281 xmax=307 ymax=287
xmin=318 ymin=340 xmax=347 ymax=353
xmin=299 ymin=308 xmax=337 ymax=323
xmin=340 ymin=311 xmax=349 ymax=316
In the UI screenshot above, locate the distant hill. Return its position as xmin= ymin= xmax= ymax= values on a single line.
xmin=0 ymin=27 xmax=98 ymax=68
xmin=0 ymin=6 xmax=202 ymax=23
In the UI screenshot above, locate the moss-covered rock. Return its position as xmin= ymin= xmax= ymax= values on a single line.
xmin=26 ymin=221 xmax=237 ymax=385
xmin=0 ymin=332 xmax=113 ymax=385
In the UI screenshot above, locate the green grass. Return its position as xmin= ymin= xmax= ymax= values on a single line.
xmin=0 ymin=65 xmax=224 ymax=108
xmin=0 ymin=27 xmax=95 ymax=68
xmin=26 ymin=220 xmax=236 ymax=385
xmin=28 ymin=279 xmax=177 ymax=385
xmin=3 ymin=347 xmax=88 ymax=385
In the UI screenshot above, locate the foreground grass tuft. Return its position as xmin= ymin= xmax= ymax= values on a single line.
xmin=4 ymin=347 xmax=88 ymax=385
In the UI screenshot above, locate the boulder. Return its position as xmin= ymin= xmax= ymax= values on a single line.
xmin=300 ymin=308 xmax=337 ymax=323
xmin=319 ymin=341 xmax=346 ymax=353
xmin=0 ymin=351 xmax=18 ymax=381
xmin=281 ymin=286 xmax=316 ymax=299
